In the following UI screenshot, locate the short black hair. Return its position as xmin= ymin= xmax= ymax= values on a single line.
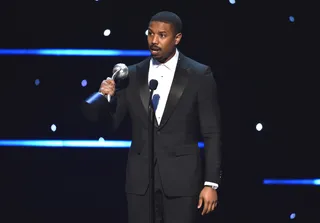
xmin=149 ymin=11 xmax=182 ymax=34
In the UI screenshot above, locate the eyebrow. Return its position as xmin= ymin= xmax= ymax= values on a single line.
xmin=148 ymin=28 xmax=167 ymax=34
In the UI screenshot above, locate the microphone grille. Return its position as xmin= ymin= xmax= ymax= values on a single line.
xmin=149 ymin=79 xmax=158 ymax=90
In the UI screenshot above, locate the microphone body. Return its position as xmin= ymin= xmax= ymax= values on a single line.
xmin=149 ymin=79 xmax=158 ymax=91
xmin=148 ymin=79 xmax=158 ymax=223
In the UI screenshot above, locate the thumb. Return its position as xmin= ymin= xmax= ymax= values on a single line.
xmin=197 ymin=197 xmax=203 ymax=209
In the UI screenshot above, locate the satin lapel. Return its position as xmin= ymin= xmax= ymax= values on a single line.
xmin=136 ymin=58 xmax=159 ymax=127
xmin=158 ymin=56 xmax=189 ymax=129
xmin=137 ymin=59 xmax=150 ymax=117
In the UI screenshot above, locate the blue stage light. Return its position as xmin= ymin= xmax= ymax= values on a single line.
xmin=263 ymin=178 xmax=320 ymax=186
xmin=0 ymin=49 xmax=151 ymax=57
xmin=0 ymin=140 xmax=131 ymax=148
xmin=0 ymin=140 xmax=205 ymax=149
xmin=289 ymin=16 xmax=295 ymax=22
xmin=34 ymin=79 xmax=40 ymax=86
xmin=81 ymin=79 xmax=88 ymax=87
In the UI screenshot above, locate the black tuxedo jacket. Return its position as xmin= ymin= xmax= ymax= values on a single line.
xmin=103 ymin=52 xmax=221 ymax=197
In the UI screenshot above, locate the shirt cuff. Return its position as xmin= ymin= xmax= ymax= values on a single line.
xmin=204 ymin=181 xmax=219 ymax=189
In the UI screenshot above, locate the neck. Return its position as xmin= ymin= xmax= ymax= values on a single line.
xmin=157 ymin=48 xmax=176 ymax=63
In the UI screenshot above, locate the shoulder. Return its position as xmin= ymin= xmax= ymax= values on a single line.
xmin=181 ymin=54 xmax=213 ymax=77
xmin=116 ymin=57 xmax=150 ymax=89
xmin=128 ymin=57 xmax=150 ymax=74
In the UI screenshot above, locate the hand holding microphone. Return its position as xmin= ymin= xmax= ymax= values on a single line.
xmin=99 ymin=79 xmax=116 ymax=98
xmin=99 ymin=63 xmax=129 ymax=101
xmin=83 ymin=63 xmax=128 ymax=122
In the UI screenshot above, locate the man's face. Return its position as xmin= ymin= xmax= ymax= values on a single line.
xmin=147 ymin=21 xmax=182 ymax=63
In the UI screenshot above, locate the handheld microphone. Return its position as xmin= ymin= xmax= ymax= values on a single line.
xmin=147 ymin=79 xmax=158 ymax=222
xmin=148 ymin=79 xmax=158 ymax=111
xmin=149 ymin=79 xmax=158 ymax=90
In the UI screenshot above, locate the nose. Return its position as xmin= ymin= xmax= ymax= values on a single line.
xmin=151 ymin=35 xmax=159 ymax=44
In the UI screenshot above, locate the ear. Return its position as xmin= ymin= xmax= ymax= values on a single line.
xmin=175 ymin=33 xmax=182 ymax=45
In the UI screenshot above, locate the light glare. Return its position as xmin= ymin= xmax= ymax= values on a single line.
xmin=289 ymin=16 xmax=295 ymax=22
xmin=256 ymin=123 xmax=263 ymax=131
xmin=0 ymin=140 xmax=204 ymax=148
xmin=0 ymin=49 xmax=150 ymax=57
xmin=81 ymin=79 xmax=87 ymax=87
xmin=51 ymin=124 xmax=57 ymax=132
xmin=35 ymin=79 xmax=40 ymax=86
xmin=103 ymin=29 xmax=111 ymax=36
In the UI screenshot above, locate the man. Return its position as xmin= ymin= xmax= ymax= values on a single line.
xmin=97 ymin=11 xmax=221 ymax=223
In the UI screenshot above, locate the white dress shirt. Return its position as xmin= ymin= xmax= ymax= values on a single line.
xmin=148 ymin=51 xmax=177 ymax=125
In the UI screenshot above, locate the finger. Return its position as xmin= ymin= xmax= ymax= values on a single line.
xmin=206 ymin=202 xmax=213 ymax=215
xmin=102 ymin=84 xmax=115 ymax=91
xmin=210 ymin=202 xmax=216 ymax=212
xmin=104 ymin=82 xmax=115 ymax=88
xmin=105 ymin=84 xmax=115 ymax=90
xmin=106 ymin=79 xmax=114 ymax=84
xmin=202 ymin=201 xmax=209 ymax=215
xmin=106 ymin=79 xmax=115 ymax=85
xmin=197 ymin=197 xmax=203 ymax=209
xmin=211 ymin=202 xmax=216 ymax=212
xmin=101 ymin=83 xmax=115 ymax=90
xmin=212 ymin=200 xmax=218 ymax=211
xmin=102 ymin=78 xmax=113 ymax=84
xmin=100 ymin=86 xmax=114 ymax=95
xmin=99 ymin=86 xmax=106 ymax=92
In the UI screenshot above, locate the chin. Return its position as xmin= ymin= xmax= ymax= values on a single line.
xmin=152 ymin=54 xmax=163 ymax=61
xmin=153 ymin=53 xmax=167 ymax=61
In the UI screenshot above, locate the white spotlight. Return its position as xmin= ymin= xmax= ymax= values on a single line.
xmin=145 ymin=30 xmax=148 ymax=36
xmin=256 ymin=123 xmax=263 ymax=131
xmin=51 ymin=124 xmax=57 ymax=132
xmin=229 ymin=0 xmax=236 ymax=4
xmin=103 ymin=29 xmax=111 ymax=36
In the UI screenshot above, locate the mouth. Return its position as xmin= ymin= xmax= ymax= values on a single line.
xmin=150 ymin=46 xmax=161 ymax=53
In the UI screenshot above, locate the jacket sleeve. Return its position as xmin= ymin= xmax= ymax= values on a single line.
xmin=106 ymin=88 xmax=129 ymax=132
xmin=81 ymin=81 xmax=129 ymax=133
xmin=197 ymin=66 xmax=222 ymax=185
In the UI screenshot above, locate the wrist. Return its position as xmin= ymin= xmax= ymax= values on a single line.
xmin=204 ymin=185 xmax=217 ymax=190
xmin=204 ymin=181 xmax=219 ymax=190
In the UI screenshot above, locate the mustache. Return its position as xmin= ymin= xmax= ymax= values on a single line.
xmin=150 ymin=45 xmax=161 ymax=50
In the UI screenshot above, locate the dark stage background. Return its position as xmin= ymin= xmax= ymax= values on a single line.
xmin=0 ymin=0 xmax=319 ymax=222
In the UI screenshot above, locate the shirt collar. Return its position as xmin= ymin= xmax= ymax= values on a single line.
xmin=150 ymin=48 xmax=179 ymax=71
